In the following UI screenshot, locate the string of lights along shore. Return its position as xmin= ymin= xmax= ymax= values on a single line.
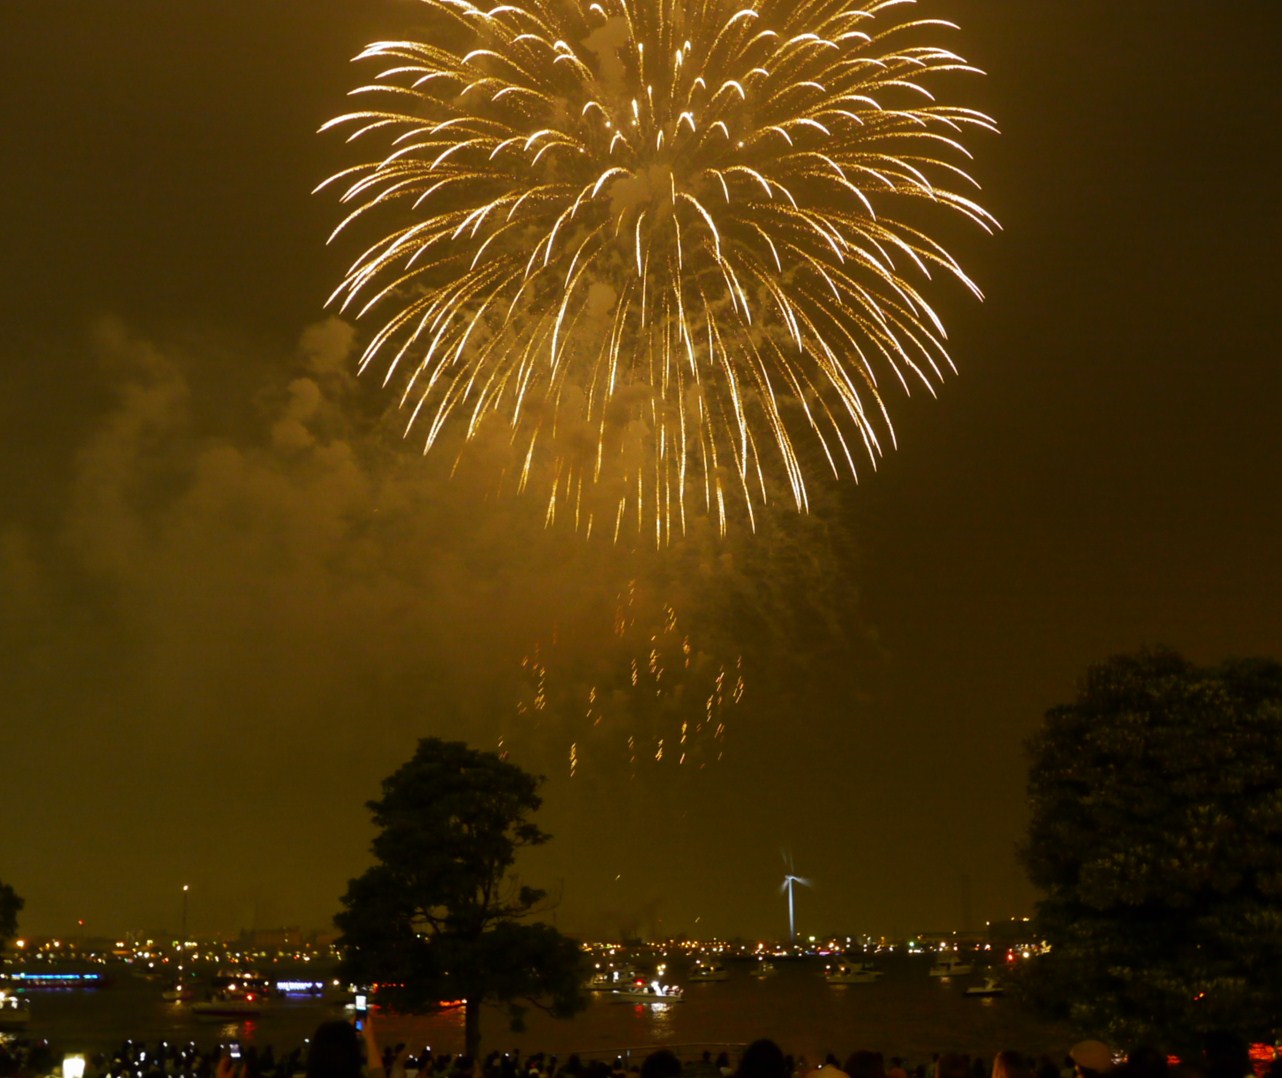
xmin=319 ymin=0 xmax=997 ymax=542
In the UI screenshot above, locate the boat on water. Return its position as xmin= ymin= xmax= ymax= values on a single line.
xmin=161 ymin=984 xmax=197 ymax=1003
xmin=612 ymin=980 xmax=684 ymax=1004
xmin=273 ymin=979 xmax=329 ymax=998
xmin=928 ymin=956 xmax=974 ymax=978
xmin=963 ymin=977 xmax=1004 ymax=997
xmin=211 ymin=971 xmax=272 ymax=996
xmin=584 ymin=964 xmax=640 ymax=991
xmin=1 ymin=970 xmax=106 ymax=989
xmin=190 ymin=988 xmax=266 ymax=1017
xmin=687 ymin=961 xmax=730 ymax=982
xmin=0 ymin=992 xmax=31 ymax=1030
xmin=824 ymin=962 xmax=882 ymax=985
xmin=752 ymin=960 xmax=777 ymax=977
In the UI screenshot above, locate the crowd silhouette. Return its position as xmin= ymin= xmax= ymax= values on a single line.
xmin=0 ymin=1019 xmax=1276 ymax=1078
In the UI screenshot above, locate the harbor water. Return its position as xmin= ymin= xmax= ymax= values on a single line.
xmin=6 ymin=959 xmax=1072 ymax=1066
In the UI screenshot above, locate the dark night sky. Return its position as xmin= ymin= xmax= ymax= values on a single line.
xmin=2 ymin=1 xmax=1280 ymax=943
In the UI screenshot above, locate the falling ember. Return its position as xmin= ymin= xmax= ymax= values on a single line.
xmin=320 ymin=0 xmax=997 ymax=540
xmin=511 ymin=582 xmax=743 ymax=773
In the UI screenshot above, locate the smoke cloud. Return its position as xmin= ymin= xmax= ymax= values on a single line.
xmin=2 ymin=314 xmax=865 ymax=938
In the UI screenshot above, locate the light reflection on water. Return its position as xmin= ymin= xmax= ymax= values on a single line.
xmin=635 ymin=1002 xmax=677 ymax=1046
xmin=22 ymin=960 xmax=1069 ymax=1064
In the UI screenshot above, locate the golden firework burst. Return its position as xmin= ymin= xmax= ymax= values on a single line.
xmin=320 ymin=0 xmax=997 ymax=540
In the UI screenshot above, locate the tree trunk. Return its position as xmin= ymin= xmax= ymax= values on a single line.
xmin=464 ymin=997 xmax=481 ymax=1063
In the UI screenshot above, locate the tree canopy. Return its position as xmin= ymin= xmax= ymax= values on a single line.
xmin=1021 ymin=648 xmax=1282 ymax=1050
xmin=336 ymin=739 xmax=584 ymax=1058
xmin=0 ymin=881 xmax=21 ymax=948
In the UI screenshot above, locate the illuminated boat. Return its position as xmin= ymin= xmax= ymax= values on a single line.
xmin=0 ymin=992 xmax=31 ymax=1030
xmin=612 ymin=980 xmax=684 ymax=1004
xmin=824 ymin=962 xmax=882 ymax=985
xmin=928 ymin=956 xmax=974 ymax=977
xmin=274 ymin=979 xmax=327 ymax=997
xmin=211 ymin=971 xmax=271 ymax=996
xmin=752 ymin=960 xmax=777 ymax=977
xmin=687 ymin=961 xmax=730 ymax=982
xmin=1 ymin=970 xmax=105 ymax=989
xmin=191 ymin=988 xmax=266 ymax=1017
xmin=162 ymin=983 xmax=197 ymax=1002
xmin=584 ymin=964 xmax=640 ymax=991
xmin=963 ymin=977 xmax=1004 ymax=997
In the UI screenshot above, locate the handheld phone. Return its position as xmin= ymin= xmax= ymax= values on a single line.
xmin=230 ymin=1045 xmax=242 ymax=1061
xmin=354 ymin=992 xmax=368 ymax=1014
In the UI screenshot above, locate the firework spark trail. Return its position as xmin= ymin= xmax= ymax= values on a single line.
xmin=514 ymin=583 xmax=744 ymax=775
xmin=320 ymin=0 xmax=997 ymax=540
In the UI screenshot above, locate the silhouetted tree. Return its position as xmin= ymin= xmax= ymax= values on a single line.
xmin=0 ymin=881 xmax=22 ymax=948
xmin=1021 ymin=648 xmax=1282 ymax=1050
xmin=336 ymin=739 xmax=584 ymax=1058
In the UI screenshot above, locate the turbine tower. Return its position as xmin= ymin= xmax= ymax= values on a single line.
xmin=780 ymin=855 xmax=811 ymax=944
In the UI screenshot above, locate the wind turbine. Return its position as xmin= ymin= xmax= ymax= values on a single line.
xmin=780 ymin=854 xmax=811 ymax=944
